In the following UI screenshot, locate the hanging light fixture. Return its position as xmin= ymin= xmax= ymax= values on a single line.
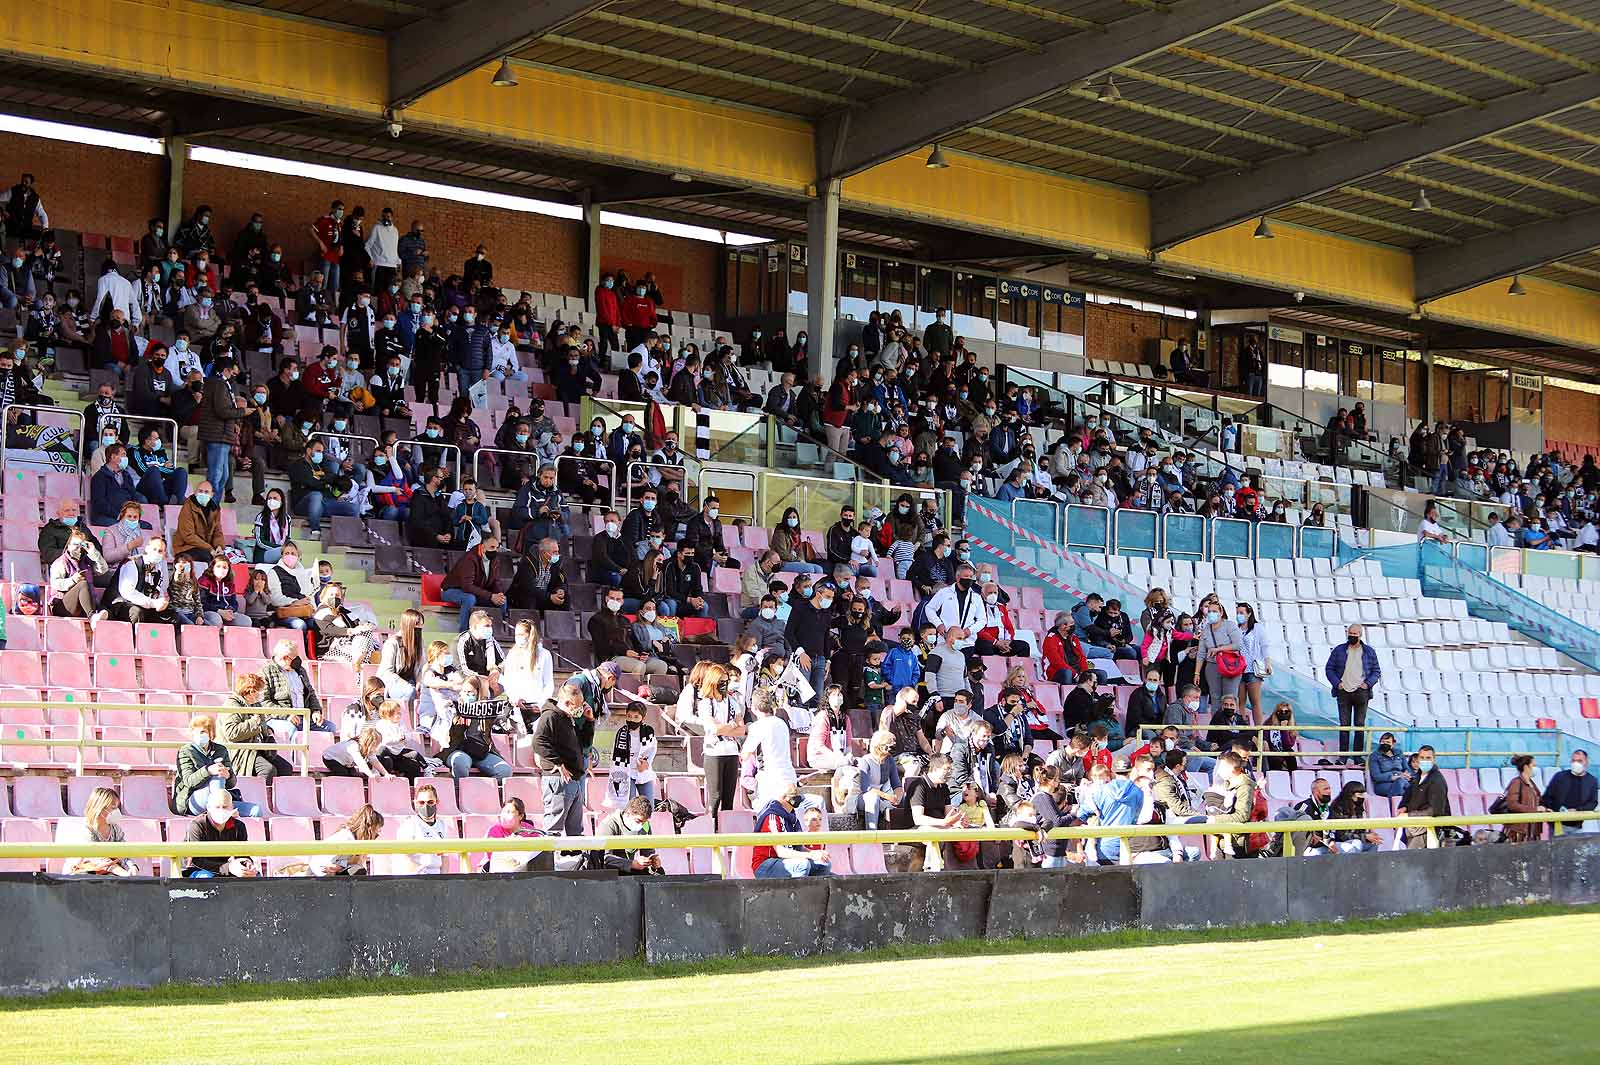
xmin=491 ymin=57 xmax=518 ymax=87
xmin=1098 ymin=75 xmax=1122 ymax=103
xmin=1253 ymin=216 xmax=1275 ymax=239
xmin=1409 ymin=188 xmax=1432 ymax=212
xmin=1508 ymin=275 xmax=1527 ymax=296
xmin=925 ymin=144 xmax=949 ymax=169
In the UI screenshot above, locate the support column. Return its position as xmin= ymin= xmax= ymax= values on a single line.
xmin=805 ymin=179 xmax=841 ymax=377
xmin=1419 ymin=344 xmax=1434 ymax=424
xmin=583 ymin=192 xmax=602 ymax=312
xmin=164 ymin=134 xmax=187 ymax=237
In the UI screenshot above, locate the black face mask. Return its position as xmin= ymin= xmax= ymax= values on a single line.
xmin=1347 ymin=635 xmax=1360 ymax=646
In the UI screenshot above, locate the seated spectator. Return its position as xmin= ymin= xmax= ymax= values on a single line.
xmin=595 ymin=796 xmax=663 ymax=875
xmin=509 ymin=537 xmax=567 ymax=612
xmin=103 ymin=535 xmax=176 ymax=625
xmin=1367 ymin=731 xmax=1411 ymax=800
xmin=55 ymin=786 xmax=137 ymax=877
xmin=175 ymin=713 xmax=261 ymax=816
xmin=38 ymin=498 xmax=95 ymax=571
xmin=47 ymin=525 xmax=108 ymax=624
xmin=1262 ymin=702 xmax=1299 ymax=770
xmin=486 ymin=797 xmax=544 ymax=873
xmin=454 ymin=609 xmax=506 ymax=701
xmin=88 ymin=444 xmax=144 ymax=526
xmin=288 ymin=438 xmax=357 ymax=538
xmin=396 ymin=783 xmax=457 ymax=875
xmin=243 ymin=569 xmax=276 ymax=627
xmin=315 ymin=582 xmax=378 ymax=664
xmin=128 ymin=425 xmax=187 ymax=506
xmin=171 ymin=481 xmax=224 ymax=562
xmin=196 ymin=555 xmax=248 ymax=627
xmin=770 ymin=507 xmax=824 ymax=574
xmin=440 ymin=534 xmax=509 ymax=634
xmin=262 ymin=637 xmax=331 ymax=737
xmin=1205 ymin=751 xmax=1257 ymax=859
xmin=663 ymin=542 xmax=709 ymax=618
xmin=751 ymin=784 xmax=832 ymax=878
xmin=311 ymin=805 xmax=384 ymax=876
xmin=417 ymin=640 xmax=462 ymax=748
xmin=590 ymin=510 xmax=629 ymax=587
xmin=220 ymin=673 xmax=294 ymax=783
xmin=263 ymin=541 xmax=317 ymax=630
xmin=807 ymin=686 xmax=853 ymax=772
xmin=251 ymin=489 xmax=292 ymax=564
xmin=1323 ymin=782 xmax=1382 ymax=854
xmin=182 ymin=790 xmax=258 ymax=879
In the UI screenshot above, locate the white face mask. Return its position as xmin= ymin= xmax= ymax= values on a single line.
xmin=208 ymin=808 xmax=234 ymax=827
xmin=606 ymin=599 xmax=623 ymax=612
xmin=828 ymin=693 xmax=844 ymax=709
xmin=641 ymin=610 xmax=657 ymax=623
xmin=1573 ymin=761 xmax=1588 ymax=776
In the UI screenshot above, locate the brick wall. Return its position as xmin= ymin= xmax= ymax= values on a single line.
xmin=1083 ymin=303 xmax=1192 ymax=365
xmin=1545 ymin=384 xmax=1599 ymax=448
xmin=0 ymin=132 xmax=163 ymax=242
xmin=0 ymin=132 xmax=720 ymax=311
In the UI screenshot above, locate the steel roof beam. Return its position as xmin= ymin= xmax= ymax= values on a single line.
xmin=388 ymin=0 xmax=608 ymax=110
xmin=1151 ymin=74 xmax=1600 ymax=251
xmin=814 ymin=0 xmax=1278 ymax=182
xmin=1415 ymin=209 xmax=1600 ymax=301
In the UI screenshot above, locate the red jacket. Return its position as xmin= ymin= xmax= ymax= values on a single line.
xmin=1042 ymin=630 xmax=1089 ymax=680
xmin=620 ymin=294 xmax=657 ymax=330
xmin=594 ymin=284 xmax=622 ymax=328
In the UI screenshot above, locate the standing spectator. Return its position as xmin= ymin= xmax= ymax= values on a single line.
xmin=1397 ymin=744 xmax=1450 ymax=849
xmin=621 ymin=278 xmax=657 ymax=349
xmin=310 ymin=200 xmax=345 ymax=299
xmin=594 ymin=271 xmax=621 ymax=362
xmin=1543 ymin=750 xmax=1596 ymax=828
xmin=398 ymin=220 xmax=428 ymax=277
xmin=1198 ymin=599 xmax=1244 ymax=709
xmin=365 ymin=206 xmax=401 ymax=291
xmin=533 ymin=682 xmax=589 ymax=840
xmin=199 ymin=356 xmax=247 ymax=503
xmin=1235 ymin=602 xmax=1271 ymax=723
xmin=1323 ymin=623 xmax=1380 ymax=764
xmin=5 ymin=172 xmax=46 ymax=241
xmin=742 ymin=676 xmax=798 ymax=810
xmin=1501 ymin=754 xmax=1548 ymax=843
xmin=464 ymin=244 xmax=493 ymax=289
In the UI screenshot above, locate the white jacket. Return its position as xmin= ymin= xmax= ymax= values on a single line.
xmin=364 ymin=221 xmax=401 ymax=268
xmin=93 ymin=270 xmax=139 ymax=326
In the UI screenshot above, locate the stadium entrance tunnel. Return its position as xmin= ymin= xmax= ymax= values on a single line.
xmin=2 ymin=836 xmax=1597 ymax=994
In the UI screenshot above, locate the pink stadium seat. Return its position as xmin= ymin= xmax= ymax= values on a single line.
xmin=270 ymin=775 xmax=322 ymax=817
xmin=266 ymin=816 xmax=316 ymax=842
xmin=0 ymin=780 xmax=11 ymax=816
xmin=320 ymin=775 xmax=366 ymax=817
xmin=234 ymin=775 xmax=269 ymax=814
xmin=48 ymin=652 xmax=93 ymax=689
xmin=179 ymin=626 xmax=222 ymax=658
xmin=0 ymin=649 xmax=45 ymax=687
xmin=95 ymin=725 xmax=152 ymax=768
xmin=2 ymin=519 xmax=40 ymax=551
xmin=119 ymin=775 xmax=176 ymax=818
xmin=147 ymin=708 xmax=193 ymax=729
xmin=223 ymin=627 xmax=265 ymax=659
xmin=44 ymin=617 xmax=88 ymax=653
xmin=502 ymin=776 xmax=541 ymax=816
xmin=118 ymin=818 xmax=163 ymax=877
xmin=90 ymin=652 xmax=134 ymax=688
xmin=89 ymin=620 xmax=134 ymax=654
xmin=457 ymin=776 xmax=503 ymax=814
xmin=0 ymin=704 xmax=45 ymax=726
xmin=185 ymin=658 xmax=230 ymax=694
xmin=850 ymin=843 xmax=888 ymax=874
xmin=665 ymin=775 xmax=705 ymax=815
xmin=657 ymin=845 xmax=692 ymax=876
xmin=140 ymin=655 xmax=184 ymax=691
xmin=266 ymin=628 xmax=306 ymax=658
xmin=368 ymin=775 xmax=415 ymax=817
xmin=95 ymin=707 xmax=144 ymax=728
xmin=14 ymin=775 xmax=66 ymax=818
xmin=4 ymin=616 xmax=40 ymax=651
xmin=3 ymin=472 xmax=40 ymax=499
xmin=0 ymin=820 xmax=51 ymax=873
xmin=133 ymin=624 xmax=178 ymax=657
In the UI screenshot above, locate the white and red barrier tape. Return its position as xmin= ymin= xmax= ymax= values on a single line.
xmin=965 ymin=500 xmax=1143 ymax=601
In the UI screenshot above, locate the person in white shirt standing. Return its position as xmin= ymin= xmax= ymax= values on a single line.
xmin=925 ymin=563 xmax=987 ymax=655
xmin=741 ymin=679 xmax=796 ymax=810
xmin=1417 ymin=501 xmax=1451 ymax=545
xmin=396 ymin=782 xmax=456 ymax=875
xmin=364 ymin=206 xmax=402 ymax=292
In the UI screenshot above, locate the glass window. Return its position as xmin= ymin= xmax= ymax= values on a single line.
xmin=840 ymin=252 xmax=879 ymax=321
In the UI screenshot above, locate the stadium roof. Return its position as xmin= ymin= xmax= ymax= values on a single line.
xmin=6 ymin=0 xmax=1600 ymax=368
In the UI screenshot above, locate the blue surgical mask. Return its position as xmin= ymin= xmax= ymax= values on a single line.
xmin=1206 ymin=610 xmax=1220 ymax=624
xmin=62 ymin=516 xmax=77 ymax=527
xmin=122 ymin=518 xmax=139 ymax=531
xmin=425 ymin=428 xmax=441 ymax=439
xmin=786 ymin=516 xmax=798 ymax=528
xmin=1235 ymin=611 xmax=1248 ymax=625
xmin=374 ymin=455 xmax=387 ymax=467
xmin=642 ymin=499 xmax=656 ymax=512
xmin=194 ymin=492 xmax=212 ymax=507
xmin=311 ymin=452 xmax=325 ymax=465
xmin=300 ymin=421 xmax=312 ymax=433
xmin=332 ymin=419 xmax=347 ymax=432
xmin=603 ymin=279 xmax=613 ymax=289
xmin=799 ymin=585 xmax=813 ymax=599
xmin=1144 ymin=680 xmax=1160 ymax=693
xmin=515 ymin=433 xmax=529 ymax=445
xmin=201 ymin=297 xmax=213 ymax=308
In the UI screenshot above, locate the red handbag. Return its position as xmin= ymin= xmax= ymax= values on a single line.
xmin=1214 ymin=649 xmax=1247 ymax=678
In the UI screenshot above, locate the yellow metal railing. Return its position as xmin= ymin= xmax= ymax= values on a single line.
xmin=1135 ymin=723 xmax=1565 ymax=769
xmin=0 ymin=702 xmax=312 ymax=776
xmin=4 ymin=812 xmax=1595 ymax=878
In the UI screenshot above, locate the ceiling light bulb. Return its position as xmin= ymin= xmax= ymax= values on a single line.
xmin=1253 ymin=216 xmax=1275 ymax=239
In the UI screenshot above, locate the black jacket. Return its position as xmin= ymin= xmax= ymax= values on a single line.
xmin=683 ymin=513 xmax=726 ymax=558
xmin=1401 ymin=769 xmax=1452 ymax=817
xmin=588 ymin=609 xmax=631 ymax=662
xmin=1124 ymin=686 xmax=1162 ymax=739
xmin=407 ymin=486 xmax=451 ymax=547
xmin=590 ymin=531 xmax=630 ymax=580
xmin=825 ymin=520 xmax=856 ymax=565
xmin=784 ymin=599 xmax=832 ymax=658
xmin=532 ymin=707 xmax=584 ymax=776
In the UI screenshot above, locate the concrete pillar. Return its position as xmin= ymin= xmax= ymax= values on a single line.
xmin=164 ymin=135 xmax=187 ymax=236
xmin=1419 ymin=344 xmax=1434 ymax=424
xmin=583 ymin=193 xmax=602 ymax=311
xmin=805 ymin=179 xmax=841 ymax=376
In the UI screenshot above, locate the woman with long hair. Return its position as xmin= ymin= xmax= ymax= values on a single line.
xmin=1235 ymin=601 xmax=1272 ymax=723
xmin=312 ymin=804 xmax=384 ymax=876
xmin=691 ymin=662 xmax=744 ymax=818
xmin=770 ymin=506 xmax=823 ymax=573
xmin=252 ymin=487 xmax=291 ymax=564
xmin=378 ymin=607 xmax=426 ymax=703
xmin=55 ymin=786 xmax=136 ymax=876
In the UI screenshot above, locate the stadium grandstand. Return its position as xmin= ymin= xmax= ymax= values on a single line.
xmin=0 ymin=0 xmax=1597 ymax=921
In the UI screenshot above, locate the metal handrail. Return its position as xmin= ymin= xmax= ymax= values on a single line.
xmin=0 ymin=701 xmax=311 ymax=776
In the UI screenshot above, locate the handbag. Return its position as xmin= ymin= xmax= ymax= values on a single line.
xmin=1214 ymin=649 xmax=1247 ymax=678
xmin=276 ymin=601 xmax=314 ymax=620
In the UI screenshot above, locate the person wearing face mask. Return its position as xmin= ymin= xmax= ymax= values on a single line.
xmin=101 ymin=534 xmax=175 ymax=625
xmin=620 ymin=277 xmax=658 ymax=349
xmin=1322 ymin=623 xmax=1380 ymax=765
xmin=181 ymin=790 xmax=258 ymax=879
xmin=46 ymin=525 xmax=109 ymax=623
xmin=925 ymin=563 xmax=987 ymax=657
xmin=392 ymin=783 xmax=457 ymax=875
xmin=588 ymin=509 xmax=630 ymax=588
xmin=167 ymin=480 xmax=223 ymax=563
xmin=591 ymin=271 xmax=624 ymax=360
xmin=181 ymin=283 xmax=221 ymax=342
xmin=1397 ymin=744 xmax=1451 ymax=848
xmin=1366 ymin=731 xmax=1411 ymax=801
xmin=1542 ymin=750 xmax=1596 ymax=828
xmin=288 ymin=439 xmax=358 ymax=539
xmin=54 ymin=785 xmax=138 ymax=877
xmin=662 ymin=542 xmax=708 ymax=618
xmin=174 ymin=712 xmax=261 ymax=817
xmin=784 ymin=577 xmax=836 ymax=707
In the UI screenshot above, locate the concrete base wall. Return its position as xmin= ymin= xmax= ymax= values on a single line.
xmin=3 ymin=837 xmax=1596 ymax=995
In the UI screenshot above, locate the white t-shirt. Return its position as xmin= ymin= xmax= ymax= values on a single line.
xmin=1417 ymin=518 xmax=1449 ymax=542
xmin=693 ymin=691 xmax=745 ymax=758
xmin=396 ymin=815 xmax=454 ymax=875
xmin=850 ymin=534 xmax=874 ymax=566
xmin=742 ymin=714 xmax=796 ymax=807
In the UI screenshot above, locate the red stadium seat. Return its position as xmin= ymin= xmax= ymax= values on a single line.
xmin=4 ymin=616 xmax=40 ymax=651
xmin=91 ymin=652 xmax=135 ymax=688
xmin=368 ymin=776 xmax=415 ymax=817
xmin=270 ymin=775 xmax=322 ymax=817
xmin=44 ymin=617 xmax=88 ymax=653
xmin=89 ymin=620 xmax=134 ymax=654
xmin=139 ymin=655 xmax=184 ymax=691
xmin=0 ymin=820 xmax=51 ymax=873
xmin=457 ymin=776 xmax=503 ymax=814
xmin=223 ymin=626 xmax=265 ymax=659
